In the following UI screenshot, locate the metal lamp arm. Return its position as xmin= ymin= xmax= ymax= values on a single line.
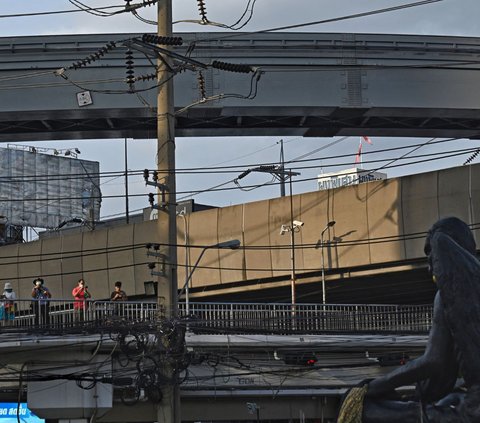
xmin=178 ymin=247 xmax=208 ymax=298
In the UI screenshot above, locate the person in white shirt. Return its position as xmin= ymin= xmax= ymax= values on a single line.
xmin=1 ymin=282 xmax=16 ymax=326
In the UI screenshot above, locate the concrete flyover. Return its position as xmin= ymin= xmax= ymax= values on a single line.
xmin=1 ymin=32 xmax=480 ymax=141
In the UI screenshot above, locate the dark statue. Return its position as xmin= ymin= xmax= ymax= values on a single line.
xmin=338 ymin=217 xmax=480 ymax=422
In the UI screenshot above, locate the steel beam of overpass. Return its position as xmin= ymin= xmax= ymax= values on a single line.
xmin=2 ymin=32 xmax=480 ymax=141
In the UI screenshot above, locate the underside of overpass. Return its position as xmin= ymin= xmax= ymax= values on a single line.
xmin=186 ymin=260 xmax=436 ymax=305
xmin=3 ymin=107 xmax=480 ymax=142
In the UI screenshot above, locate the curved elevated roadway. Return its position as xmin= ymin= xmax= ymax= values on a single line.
xmin=1 ymin=32 xmax=480 ymax=141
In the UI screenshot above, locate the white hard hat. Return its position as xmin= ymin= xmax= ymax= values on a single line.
xmin=4 ymin=282 xmax=12 ymax=290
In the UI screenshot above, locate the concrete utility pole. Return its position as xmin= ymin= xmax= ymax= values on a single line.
xmin=157 ymin=1 xmax=179 ymax=422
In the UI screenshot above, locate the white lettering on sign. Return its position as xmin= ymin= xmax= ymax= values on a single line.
xmin=237 ymin=377 xmax=255 ymax=385
xmin=318 ymin=168 xmax=387 ymax=191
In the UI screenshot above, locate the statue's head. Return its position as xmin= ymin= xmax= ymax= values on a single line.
xmin=424 ymin=218 xmax=476 ymax=282
xmin=425 ymin=217 xmax=476 ymax=257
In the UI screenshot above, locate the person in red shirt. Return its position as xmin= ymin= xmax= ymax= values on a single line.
xmin=72 ymin=278 xmax=91 ymax=321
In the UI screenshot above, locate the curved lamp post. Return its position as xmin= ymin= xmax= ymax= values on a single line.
xmin=178 ymin=239 xmax=241 ymax=314
xmin=321 ymin=221 xmax=336 ymax=304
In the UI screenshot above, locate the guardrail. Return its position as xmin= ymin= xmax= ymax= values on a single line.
xmin=1 ymin=299 xmax=158 ymax=329
xmin=0 ymin=299 xmax=433 ymax=334
xmin=180 ymin=302 xmax=433 ymax=334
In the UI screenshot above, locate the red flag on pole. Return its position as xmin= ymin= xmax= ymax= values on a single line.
xmin=355 ymin=142 xmax=362 ymax=164
xmin=362 ymin=136 xmax=373 ymax=145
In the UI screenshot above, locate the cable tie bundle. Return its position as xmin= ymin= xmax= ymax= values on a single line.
xmin=211 ymin=60 xmax=253 ymax=74
xmin=142 ymin=34 xmax=183 ymax=46
xmin=68 ymin=41 xmax=117 ymax=70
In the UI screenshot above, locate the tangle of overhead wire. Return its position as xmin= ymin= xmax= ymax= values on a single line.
xmin=174 ymin=68 xmax=263 ymax=116
xmin=173 ymin=0 xmax=258 ymax=31
xmin=131 ymin=9 xmax=157 ymax=25
xmin=175 ymin=145 xmax=480 ymax=199
xmin=57 ymin=70 xmax=176 ymax=95
xmin=4 ymin=58 xmax=480 ymax=96
xmin=0 ymin=154 xmax=472 ymax=219
xmin=190 ymin=0 xmax=445 ymax=44
xmin=0 ymin=5 xmax=125 ymax=19
xmin=69 ymin=0 xmax=160 ymax=19
xmin=0 ymin=319 xmax=188 ymax=401
xmin=234 ymin=174 xmax=276 ymax=192
xmin=0 ymin=137 xmax=460 ymax=184
xmin=156 ymin=137 xmax=468 ymax=175
xmin=0 ymin=144 xmax=478 ymax=206
xmin=68 ymin=0 xmax=117 ymax=17
xmin=130 ymin=138 xmax=480 ymax=174
xmin=233 ymin=136 xmax=350 ymax=191
xmin=225 ymin=0 xmax=257 ymax=30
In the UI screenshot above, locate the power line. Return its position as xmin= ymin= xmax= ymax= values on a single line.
xmin=173 ymin=146 xmax=480 ymax=198
xmin=191 ymin=0 xmax=444 ymax=43
xmin=173 ymin=0 xmax=258 ymax=31
xmin=160 ymin=137 xmax=471 ymax=173
xmin=0 ymin=245 xmax=143 ymax=266
xmin=0 ymin=5 xmax=126 ymax=19
xmin=0 ymin=144 xmax=478 ymax=204
xmin=0 ymin=260 xmax=152 ymax=282
xmin=4 ymin=59 xmax=480 ymax=95
xmin=4 ymin=223 xmax=480 ymax=270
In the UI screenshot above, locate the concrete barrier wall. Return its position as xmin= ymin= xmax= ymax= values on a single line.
xmin=1 ymin=164 xmax=478 ymax=298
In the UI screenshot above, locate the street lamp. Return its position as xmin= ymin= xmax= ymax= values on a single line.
xmin=178 ymin=239 xmax=241 ymax=314
xmin=321 ymin=220 xmax=336 ymax=304
xmin=280 ymin=220 xmax=304 ymax=305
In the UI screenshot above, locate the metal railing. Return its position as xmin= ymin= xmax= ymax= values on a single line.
xmin=0 ymin=299 xmax=433 ymax=334
xmin=179 ymin=302 xmax=433 ymax=334
xmin=1 ymin=299 xmax=158 ymax=329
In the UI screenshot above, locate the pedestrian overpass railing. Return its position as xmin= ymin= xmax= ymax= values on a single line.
xmin=181 ymin=302 xmax=433 ymax=334
xmin=0 ymin=299 xmax=433 ymax=334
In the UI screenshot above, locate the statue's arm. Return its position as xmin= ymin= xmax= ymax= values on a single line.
xmin=367 ymin=293 xmax=452 ymax=397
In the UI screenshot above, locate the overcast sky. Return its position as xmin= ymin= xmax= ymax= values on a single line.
xmin=2 ymin=0 xmax=480 ymax=220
